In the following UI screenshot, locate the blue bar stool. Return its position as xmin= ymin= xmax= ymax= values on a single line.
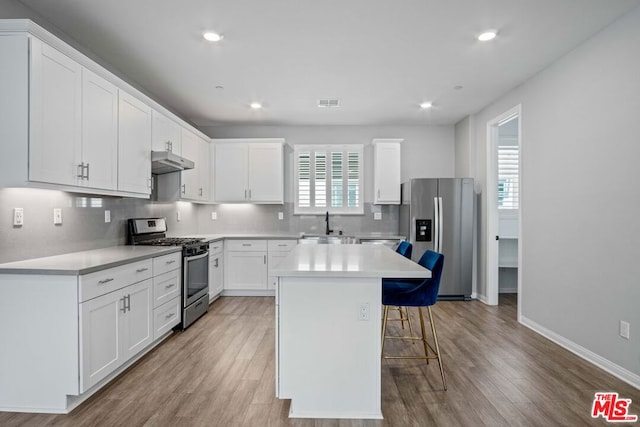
xmin=381 ymin=250 xmax=447 ymax=390
xmin=390 ymin=241 xmax=414 ymax=333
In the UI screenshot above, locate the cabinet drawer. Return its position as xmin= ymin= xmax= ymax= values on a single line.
xmin=268 ymin=240 xmax=297 ymax=252
xmin=80 ymin=259 xmax=152 ymax=302
xmin=226 ymin=239 xmax=267 ymax=251
xmin=209 ymin=240 xmax=224 ymax=254
xmin=153 ymin=297 xmax=181 ymax=340
xmin=153 ymin=269 xmax=181 ymax=308
xmin=152 ymin=252 xmax=182 ymax=276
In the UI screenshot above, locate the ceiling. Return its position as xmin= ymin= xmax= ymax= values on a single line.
xmin=17 ymin=0 xmax=640 ymax=127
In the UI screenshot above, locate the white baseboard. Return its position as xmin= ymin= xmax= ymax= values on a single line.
xmin=520 ymin=315 xmax=640 ymax=389
xmin=221 ymin=289 xmax=275 ymax=297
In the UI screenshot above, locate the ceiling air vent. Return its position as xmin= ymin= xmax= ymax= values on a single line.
xmin=318 ymin=99 xmax=340 ymax=108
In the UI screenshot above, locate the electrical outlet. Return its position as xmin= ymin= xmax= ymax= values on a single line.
xmin=278 ymin=212 xmax=284 ymax=220
xmin=176 ymin=210 xmax=181 ymax=222
xmin=211 ymin=211 xmax=217 ymax=220
xmin=13 ymin=208 xmax=24 ymax=226
xmin=53 ymin=208 xmax=62 ymax=225
xmin=104 ymin=210 xmax=111 ymax=223
xmin=620 ymin=320 xmax=630 ymax=340
xmin=374 ymin=212 xmax=382 ymax=220
xmin=359 ymin=303 xmax=370 ymax=321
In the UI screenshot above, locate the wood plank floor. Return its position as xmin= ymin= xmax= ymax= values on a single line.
xmin=2 ymin=295 xmax=638 ymax=426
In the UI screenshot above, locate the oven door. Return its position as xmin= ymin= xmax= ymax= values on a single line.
xmin=184 ymin=251 xmax=209 ymax=306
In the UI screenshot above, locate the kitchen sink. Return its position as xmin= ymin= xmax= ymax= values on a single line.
xmin=299 ymin=234 xmax=359 ymax=244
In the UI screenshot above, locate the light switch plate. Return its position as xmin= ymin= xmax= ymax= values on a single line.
xmin=278 ymin=212 xmax=284 ymax=220
xmin=176 ymin=210 xmax=181 ymax=222
xmin=104 ymin=210 xmax=111 ymax=223
xmin=374 ymin=212 xmax=382 ymax=220
xmin=211 ymin=212 xmax=217 ymax=220
xmin=53 ymin=208 xmax=62 ymax=225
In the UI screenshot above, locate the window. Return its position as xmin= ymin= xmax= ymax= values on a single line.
xmin=294 ymin=145 xmax=363 ymax=214
xmin=498 ymin=145 xmax=519 ymax=210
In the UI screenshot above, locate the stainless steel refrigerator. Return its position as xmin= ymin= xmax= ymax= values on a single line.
xmin=399 ymin=178 xmax=474 ymax=299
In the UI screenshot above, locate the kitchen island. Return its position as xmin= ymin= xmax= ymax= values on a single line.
xmin=272 ymin=244 xmax=430 ymax=419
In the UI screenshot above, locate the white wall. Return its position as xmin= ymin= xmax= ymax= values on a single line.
xmin=458 ymin=6 xmax=640 ymax=384
xmin=200 ymin=125 xmax=455 ymax=203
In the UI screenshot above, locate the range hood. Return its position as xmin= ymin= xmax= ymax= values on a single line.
xmin=151 ymin=151 xmax=195 ymax=175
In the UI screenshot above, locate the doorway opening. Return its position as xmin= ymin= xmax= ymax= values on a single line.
xmin=486 ymin=105 xmax=522 ymax=321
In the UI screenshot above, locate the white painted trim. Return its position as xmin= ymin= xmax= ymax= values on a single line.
xmin=221 ymin=289 xmax=275 ymax=297
xmin=486 ymin=105 xmax=521 ymax=308
xmin=498 ymin=287 xmax=518 ymax=294
xmin=288 ymin=410 xmax=383 ymax=419
xmin=520 ymin=316 xmax=640 ymax=389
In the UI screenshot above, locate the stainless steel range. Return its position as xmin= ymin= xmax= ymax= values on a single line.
xmin=128 ymin=218 xmax=209 ymax=329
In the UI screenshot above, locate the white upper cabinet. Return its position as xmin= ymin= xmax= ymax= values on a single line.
xmin=0 ymin=22 xmax=208 ymax=199
xmin=118 ymin=90 xmax=152 ymax=195
xmin=81 ymin=68 xmax=118 ymax=190
xmin=180 ymin=128 xmax=210 ymax=201
xmin=213 ymin=139 xmax=284 ymax=204
xmin=248 ymin=144 xmax=284 ymax=203
xmin=151 ymin=110 xmax=181 ymax=155
xmin=373 ymin=139 xmax=402 ymax=204
xmin=28 ymin=38 xmax=82 ymax=187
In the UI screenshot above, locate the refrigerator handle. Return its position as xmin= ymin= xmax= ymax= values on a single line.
xmin=433 ymin=196 xmax=440 ymax=252
xmin=438 ymin=197 xmax=444 ymax=254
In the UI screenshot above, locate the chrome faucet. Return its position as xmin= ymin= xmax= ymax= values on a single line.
xmin=325 ymin=211 xmax=333 ymax=235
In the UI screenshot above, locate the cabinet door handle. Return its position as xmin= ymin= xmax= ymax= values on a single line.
xmin=166 ymin=260 xmax=176 ymax=265
xmin=248 ymin=189 xmax=252 ymax=199
xmin=125 ymin=294 xmax=131 ymax=312
xmin=165 ymin=312 xmax=175 ymax=320
xmin=244 ymin=189 xmax=247 ymax=200
xmin=85 ymin=163 xmax=90 ymax=180
xmin=165 ymin=283 xmax=175 ymax=289
xmin=166 ymin=141 xmax=173 ymax=152
xmin=77 ymin=162 xmax=85 ymax=179
xmin=214 ymin=258 xmax=219 ymax=268
xmin=264 ymin=255 xmax=267 ymax=264
xmin=377 ymin=189 xmax=380 ymax=198
xmin=98 ymin=278 xmax=114 ymax=285
xmin=120 ymin=296 xmax=127 ymax=313
xmin=199 ymin=187 xmax=203 ymax=196
xmin=181 ymin=184 xmax=186 ymax=194
xmin=136 ymin=267 xmax=149 ymax=273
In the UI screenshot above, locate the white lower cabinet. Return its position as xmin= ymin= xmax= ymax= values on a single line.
xmin=224 ymin=239 xmax=297 ymax=293
xmin=209 ymin=241 xmax=224 ymax=301
xmin=151 ymin=252 xmax=182 ymax=338
xmin=79 ymin=251 xmax=180 ymax=394
xmin=80 ymin=278 xmax=152 ymax=393
xmin=226 ymin=251 xmax=268 ymax=290
xmin=267 ymin=240 xmax=298 ymax=290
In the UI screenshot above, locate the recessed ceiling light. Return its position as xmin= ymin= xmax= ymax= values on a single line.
xmin=203 ymin=32 xmax=223 ymax=42
xmin=420 ymin=102 xmax=433 ymax=109
xmin=478 ymin=31 xmax=497 ymax=42
xmin=250 ymin=102 xmax=262 ymax=110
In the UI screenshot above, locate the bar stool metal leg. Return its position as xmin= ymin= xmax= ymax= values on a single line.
xmin=427 ymin=306 xmax=447 ymax=390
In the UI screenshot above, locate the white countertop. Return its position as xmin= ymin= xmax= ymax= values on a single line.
xmin=0 ymin=246 xmax=181 ymax=275
xmin=272 ymin=244 xmax=430 ymax=279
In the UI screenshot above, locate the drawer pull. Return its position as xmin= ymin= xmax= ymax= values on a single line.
xmin=242 ymin=243 xmax=252 ymax=247
xmin=165 ymin=283 xmax=175 ymax=289
xmin=98 ymin=278 xmax=114 ymax=285
xmin=277 ymin=244 xmax=288 ymax=247
xmin=136 ymin=268 xmax=149 ymax=273
xmin=165 ymin=312 xmax=175 ymax=320
xmin=214 ymin=258 xmax=219 ymax=268
xmin=166 ymin=260 xmax=176 ymax=265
